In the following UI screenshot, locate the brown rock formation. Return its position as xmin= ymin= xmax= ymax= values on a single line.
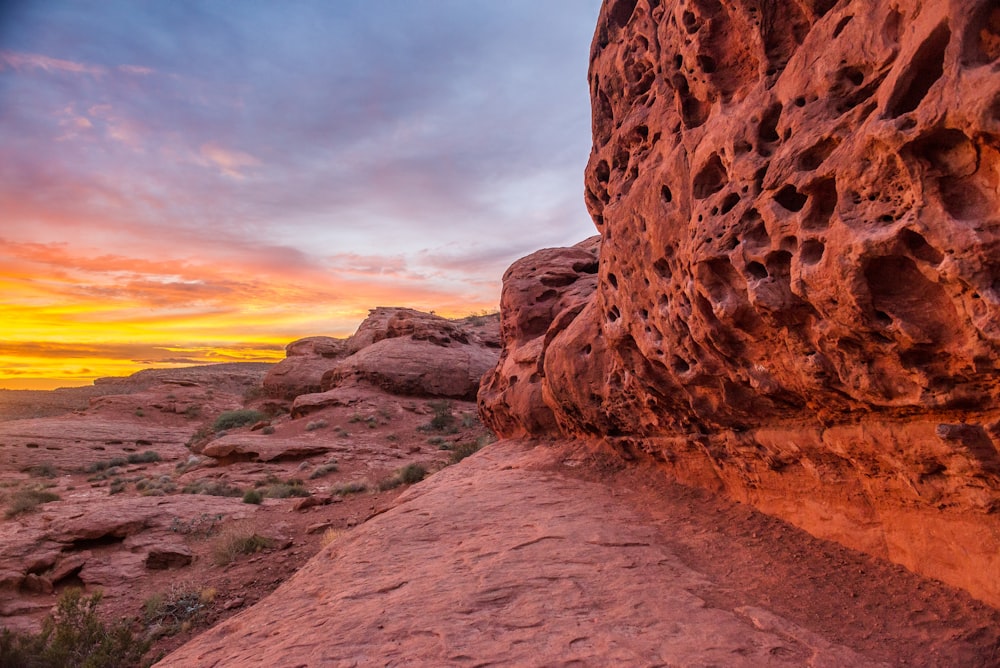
xmin=481 ymin=0 xmax=1000 ymax=607
xmin=264 ymin=308 xmax=500 ymax=413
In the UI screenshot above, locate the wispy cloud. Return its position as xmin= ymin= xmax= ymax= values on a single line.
xmin=198 ymin=142 xmax=261 ymax=178
xmin=0 ymin=49 xmax=104 ymax=76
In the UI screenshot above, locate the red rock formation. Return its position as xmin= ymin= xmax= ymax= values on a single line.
xmin=270 ymin=308 xmax=500 ymax=417
xmin=481 ymin=0 xmax=1000 ymax=607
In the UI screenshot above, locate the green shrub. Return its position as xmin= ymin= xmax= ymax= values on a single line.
xmin=420 ymin=400 xmax=457 ymax=433
xmin=0 ymin=588 xmax=149 ymax=667
xmin=126 ymin=450 xmax=160 ymax=464
xmin=261 ymin=425 xmax=275 ymax=435
xmin=108 ymin=479 xmax=126 ymax=495
xmin=212 ymin=409 xmax=265 ymax=432
xmin=5 ymin=488 xmax=60 ymax=518
xmin=242 ymin=489 xmax=263 ymax=504
xmin=134 ymin=408 xmax=144 ymax=418
xmin=450 ymin=441 xmax=484 ymax=464
xmin=376 ymin=463 xmax=427 ymax=491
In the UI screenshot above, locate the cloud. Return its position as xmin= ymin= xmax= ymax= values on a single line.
xmin=0 ymin=49 xmax=104 ymax=76
xmin=198 ymin=142 xmax=261 ymax=178
xmin=118 ymin=64 xmax=154 ymax=76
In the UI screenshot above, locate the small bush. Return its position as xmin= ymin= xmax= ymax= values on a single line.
xmin=421 ymin=400 xmax=457 ymax=433
xmin=5 ymin=488 xmax=60 ymax=518
xmin=126 ymin=450 xmax=160 ymax=464
xmin=331 ymin=481 xmax=368 ymax=496
xmin=376 ymin=463 xmax=427 ymax=491
xmin=305 ymin=419 xmax=328 ymax=432
xmin=134 ymin=408 xmax=145 ymax=418
xmin=183 ymin=404 xmax=201 ymax=418
xmin=108 ymin=479 xmax=126 ymax=495
xmin=143 ymin=582 xmax=214 ymax=638
xmin=182 ymin=479 xmax=243 ymax=497
xmin=450 ymin=441 xmax=485 ymax=464
xmin=212 ymin=409 xmax=265 ymax=432
xmin=321 ymin=527 xmax=341 ymax=546
xmin=169 ymin=513 xmax=223 ymax=537
xmin=135 ymin=475 xmax=176 ymax=496
xmin=211 ymin=521 xmax=273 ymax=565
xmin=242 ymin=489 xmax=263 ymax=504
xmin=263 ymin=481 xmax=311 ymax=499
xmin=22 ymin=463 xmax=57 ymax=478
xmin=0 ymin=588 xmax=149 ymax=667
xmin=333 ymin=426 xmax=350 ymax=438
xmin=261 ymin=425 xmax=275 ymax=435
xmin=86 ymin=457 xmax=127 ymax=474
xmin=308 ymin=462 xmax=339 ymax=479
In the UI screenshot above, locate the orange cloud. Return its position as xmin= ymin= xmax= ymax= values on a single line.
xmin=198 ymin=142 xmax=261 ymax=178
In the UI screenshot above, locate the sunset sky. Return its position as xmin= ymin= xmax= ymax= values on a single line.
xmin=0 ymin=1 xmax=601 ymax=389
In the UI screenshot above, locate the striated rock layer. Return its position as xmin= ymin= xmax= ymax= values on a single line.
xmin=481 ymin=0 xmax=1000 ymax=607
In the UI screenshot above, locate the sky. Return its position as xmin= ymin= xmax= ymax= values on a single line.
xmin=0 ymin=1 xmax=602 ymax=389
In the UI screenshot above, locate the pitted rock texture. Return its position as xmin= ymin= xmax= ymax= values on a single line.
xmin=483 ymin=0 xmax=1000 ymax=606
xmin=264 ymin=308 xmax=500 ymax=410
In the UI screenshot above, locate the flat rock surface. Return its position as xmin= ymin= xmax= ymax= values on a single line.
xmin=159 ymin=440 xmax=1000 ymax=667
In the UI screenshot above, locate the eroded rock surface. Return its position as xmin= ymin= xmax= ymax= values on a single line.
xmin=481 ymin=0 xmax=1000 ymax=607
xmin=159 ymin=440 xmax=1000 ymax=667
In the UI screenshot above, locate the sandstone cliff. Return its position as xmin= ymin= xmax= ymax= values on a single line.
xmin=481 ymin=0 xmax=1000 ymax=607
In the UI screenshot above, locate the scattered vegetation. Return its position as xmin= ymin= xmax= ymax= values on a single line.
xmin=308 ymin=461 xmax=339 ymax=479
xmin=331 ymin=480 xmax=368 ymax=496
xmin=86 ymin=457 xmax=127 ymax=473
xmin=108 ymin=479 xmax=127 ymax=495
xmin=211 ymin=409 xmax=265 ymax=432
xmin=211 ymin=521 xmax=273 ymax=565
xmin=134 ymin=408 xmax=145 ymax=418
xmin=5 ymin=487 xmax=61 ymax=518
xmin=0 ymin=588 xmax=150 ymax=668
xmin=134 ymin=475 xmax=176 ymax=496
xmin=263 ymin=480 xmax=311 ymax=499
xmin=447 ymin=434 xmax=495 ymax=464
xmin=321 ymin=527 xmax=341 ymax=547
xmin=305 ymin=419 xmax=328 ymax=431
xmin=21 ymin=463 xmax=57 ymax=478
xmin=377 ymin=463 xmax=427 ymax=491
xmin=182 ymin=479 xmax=243 ymax=497
xmin=420 ymin=400 xmax=457 ymax=433
xmin=169 ymin=513 xmax=224 ymax=537
xmin=143 ymin=583 xmax=214 ymax=638
xmin=333 ymin=426 xmax=350 ymax=438
xmin=126 ymin=450 xmax=161 ymax=464
xmin=174 ymin=455 xmax=203 ymax=474
xmin=261 ymin=425 xmax=275 ymax=435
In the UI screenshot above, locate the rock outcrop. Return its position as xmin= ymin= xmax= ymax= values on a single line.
xmin=481 ymin=0 xmax=1000 ymax=607
xmin=263 ymin=308 xmax=500 ymax=416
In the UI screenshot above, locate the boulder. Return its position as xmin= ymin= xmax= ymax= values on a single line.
xmin=481 ymin=0 xmax=1000 ymax=607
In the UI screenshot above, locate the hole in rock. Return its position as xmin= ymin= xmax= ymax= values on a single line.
xmin=800 ymin=239 xmax=825 ymax=265
xmin=833 ymin=15 xmax=854 ymax=38
xmin=572 ymin=260 xmax=599 ymax=274
xmin=794 ymin=96 xmax=807 ymax=107
xmin=661 ymin=184 xmax=673 ymax=203
xmin=874 ymin=309 xmax=893 ymax=326
xmin=885 ymin=22 xmax=951 ymax=118
xmin=840 ymin=66 xmax=865 ymax=86
xmin=608 ymin=305 xmax=621 ymax=322
xmin=693 ymin=154 xmax=728 ymax=199
xmin=697 ymin=54 xmax=717 ymax=73
xmin=70 ymin=534 xmax=126 ymax=551
xmin=672 ymin=356 xmax=691 ymax=373
xmin=964 ymin=4 xmax=1000 ymax=65
xmin=720 ymin=192 xmax=741 ymax=214
xmin=608 ymin=273 xmax=619 ymax=289
xmin=653 ymin=257 xmax=673 ymax=280
xmin=864 ymin=255 xmax=961 ymax=344
xmin=747 ymin=261 xmax=769 ymax=279
xmin=804 ymin=177 xmax=838 ymax=230
xmin=780 ymin=236 xmax=798 ymax=252
xmin=758 ymin=102 xmax=782 ymax=143
xmin=609 ymin=0 xmax=639 ymax=30
xmin=798 ymin=137 xmax=841 ymax=171
xmin=900 ymin=229 xmax=945 ymax=264
xmin=775 ymin=184 xmax=808 ymax=211
xmin=681 ymin=94 xmax=711 ymax=129
xmin=582 ymin=344 xmax=592 ymax=356
xmin=595 ymin=160 xmax=610 ymax=183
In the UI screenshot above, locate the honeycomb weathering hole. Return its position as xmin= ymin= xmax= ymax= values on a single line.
xmin=885 ymin=22 xmax=951 ymax=118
